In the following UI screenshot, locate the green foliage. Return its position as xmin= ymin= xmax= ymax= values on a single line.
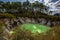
xmin=0 ymin=13 xmax=15 ymax=18
xmin=11 ymin=2 xmax=21 ymax=9
xmin=12 ymin=26 xmax=60 ymax=40
xmin=0 ymin=21 xmax=6 ymax=36
xmin=4 ymin=2 xmax=11 ymax=10
xmin=0 ymin=0 xmax=48 ymax=13
xmin=12 ymin=27 xmax=32 ymax=40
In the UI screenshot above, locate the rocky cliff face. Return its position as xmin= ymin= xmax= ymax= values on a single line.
xmin=0 ymin=17 xmax=60 ymax=29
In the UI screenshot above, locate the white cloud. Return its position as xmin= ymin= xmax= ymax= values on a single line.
xmin=29 ymin=0 xmax=34 ymax=3
xmin=34 ymin=0 xmax=37 ymax=1
xmin=44 ymin=0 xmax=51 ymax=5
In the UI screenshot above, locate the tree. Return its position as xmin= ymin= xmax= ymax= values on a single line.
xmin=11 ymin=2 xmax=21 ymax=13
xmin=0 ymin=21 xmax=6 ymax=40
xmin=32 ymin=1 xmax=48 ymax=13
xmin=0 ymin=1 xmax=4 ymax=8
xmin=23 ymin=0 xmax=30 ymax=13
xmin=31 ymin=1 xmax=40 ymax=16
xmin=5 ymin=2 xmax=11 ymax=9
xmin=0 ymin=1 xmax=4 ymax=5
xmin=11 ymin=2 xmax=21 ymax=9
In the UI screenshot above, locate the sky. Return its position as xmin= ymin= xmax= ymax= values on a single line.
xmin=1 ymin=0 xmax=57 ymax=3
xmin=1 ymin=0 xmax=58 ymax=5
xmin=51 ymin=0 xmax=58 ymax=2
xmin=1 ymin=0 xmax=25 ymax=2
xmin=1 ymin=0 xmax=59 ymax=7
xmin=1 ymin=0 xmax=34 ymax=2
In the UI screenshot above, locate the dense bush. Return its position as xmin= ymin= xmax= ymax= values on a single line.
xmin=0 ymin=13 xmax=15 ymax=19
xmin=0 ymin=13 xmax=60 ymax=21
xmin=12 ymin=26 xmax=60 ymax=40
xmin=0 ymin=21 xmax=6 ymax=40
xmin=13 ymin=13 xmax=60 ymax=21
xmin=0 ymin=21 xmax=6 ymax=35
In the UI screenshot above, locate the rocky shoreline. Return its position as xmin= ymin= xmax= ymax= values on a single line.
xmin=0 ymin=17 xmax=60 ymax=30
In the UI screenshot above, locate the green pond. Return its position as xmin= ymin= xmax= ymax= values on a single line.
xmin=21 ymin=23 xmax=51 ymax=33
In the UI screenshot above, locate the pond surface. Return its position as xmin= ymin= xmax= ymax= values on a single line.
xmin=21 ymin=23 xmax=51 ymax=33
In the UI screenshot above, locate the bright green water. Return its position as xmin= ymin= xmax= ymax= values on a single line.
xmin=21 ymin=23 xmax=51 ymax=33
